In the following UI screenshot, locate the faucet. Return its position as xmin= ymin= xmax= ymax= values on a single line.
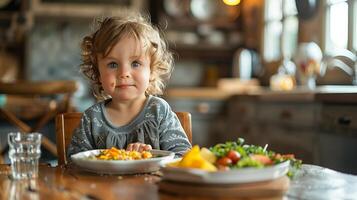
xmin=320 ymin=49 xmax=357 ymax=85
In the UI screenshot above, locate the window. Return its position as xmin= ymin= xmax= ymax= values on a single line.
xmin=325 ymin=0 xmax=357 ymax=54
xmin=263 ymin=0 xmax=298 ymax=62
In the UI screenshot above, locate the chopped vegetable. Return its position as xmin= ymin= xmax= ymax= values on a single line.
xmin=226 ymin=150 xmax=241 ymax=164
xmin=173 ymin=145 xmax=217 ymax=172
xmin=250 ymin=154 xmax=272 ymax=165
xmin=94 ymin=147 xmax=153 ymax=160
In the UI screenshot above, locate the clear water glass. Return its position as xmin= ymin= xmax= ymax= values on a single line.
xmin=7 ymin=132 xmax=42 ymax=180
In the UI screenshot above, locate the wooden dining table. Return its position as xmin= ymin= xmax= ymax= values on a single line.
xmin=1 ymin=163 xmax=357 ymax=200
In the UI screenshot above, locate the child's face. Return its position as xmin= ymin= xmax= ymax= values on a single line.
xmin=97 ymin=36 xmax=151 ymax=102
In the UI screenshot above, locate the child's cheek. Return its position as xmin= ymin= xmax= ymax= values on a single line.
xmin=110 ymin=82 xmax=115 ymax=88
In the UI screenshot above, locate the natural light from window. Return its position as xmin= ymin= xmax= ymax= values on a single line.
xmin=263 ymin=0 xmax=298 ymax=62
xmin=329 ymin=1 xmax=348 ymax=49
xmin=326 ymin=0 xmax=356 ymax=54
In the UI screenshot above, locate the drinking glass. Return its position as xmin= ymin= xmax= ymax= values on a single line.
xmin=7 ymin=132 xmax=42 ymax=179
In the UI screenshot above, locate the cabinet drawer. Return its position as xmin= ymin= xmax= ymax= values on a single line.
xmin=320 ymin=104 xmax=357 ymax=132
xmin=257 ymin=103 xmax=317 ymax=127
xmin=227 ymin=101 xmax=256 ymax=122
xmin=266 ymin=127 xmax=317 ymax=164
xmin=166 ymin=99 xmax=225 ymax=115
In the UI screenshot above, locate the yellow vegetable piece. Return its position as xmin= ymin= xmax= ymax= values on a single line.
xmin=176 ymin=145 xmax=217 ymax=172
xmin=200 ymin=147 xmax=217 ymax=164
xmin=200 ymin=160 xmax=217 ymax=172
xmin=179 ymin=145 xmax=200 ymax=167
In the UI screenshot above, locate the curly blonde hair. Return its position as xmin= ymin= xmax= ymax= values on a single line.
xmin=80 ymin=12 xmax=173 ymax=100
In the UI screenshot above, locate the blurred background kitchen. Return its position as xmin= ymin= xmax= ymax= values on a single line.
xmin=0 ymin=0 xmax=356 ymax=174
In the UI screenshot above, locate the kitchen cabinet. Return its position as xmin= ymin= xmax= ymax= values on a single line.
xmin=318 ymin=103 xmax=357 ymax=174
xmin=227 ymin=90 xmax=357 ymax=174
xmin=255 ymin=118 xmax=318 ymax=165
xmin=227 ymin=96 xmax=319 ymax=164
xmin=258 ymin=102 xmax=319 ymax=164
xmin=319 ymin=104 xmax=357 ymax=133
xmin=166 ymin=98 xmax=228 ymax=147
xmin=226 ymin=97 xmax=259 ymax=144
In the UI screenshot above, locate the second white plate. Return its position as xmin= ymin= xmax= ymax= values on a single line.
xmin=161 ymin=160 xmax=290 ymax=184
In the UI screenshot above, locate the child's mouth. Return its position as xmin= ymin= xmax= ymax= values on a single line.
xmin=116 ymin=84 xmax=133 ymax=89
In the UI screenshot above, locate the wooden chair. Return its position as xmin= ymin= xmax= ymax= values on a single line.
xmin=0 ymin=80 xmax=78 ymax=163
xmin=55 ymin=111 xmax=192 ymax=165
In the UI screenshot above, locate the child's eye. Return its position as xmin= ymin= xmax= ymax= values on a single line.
xmin=131 ymin=61 xmax=141 ymax=68
xmin=107 ymin=62 xmax=118 ymax=69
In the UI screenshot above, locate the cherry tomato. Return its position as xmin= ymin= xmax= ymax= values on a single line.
xmin=226 ymin=150 xmax=241 ymax=164
xmin=216 ymin=157 xmax=232 ymax=166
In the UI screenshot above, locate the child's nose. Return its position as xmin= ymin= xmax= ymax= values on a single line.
xmin=117 ymin=65 xmax=130 ymax=78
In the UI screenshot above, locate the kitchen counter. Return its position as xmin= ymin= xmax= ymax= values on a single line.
xmin=165 ymin=87 xmax=256 ymax=100
xmin=166 ymin=85 xmax=357 ymax=103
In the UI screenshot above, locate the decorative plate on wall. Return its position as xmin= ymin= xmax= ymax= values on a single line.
xmin=163 ymin=0 xmax=190 ymax=18
xmin=190 ymin=0 xmax=240 ymax=21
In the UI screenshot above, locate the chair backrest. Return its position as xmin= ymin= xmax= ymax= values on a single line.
xmin=0 ymin=80 xmax=78 ymax=164
xmin=55 ymin=111 xmax=192 ymax=165
xmin=0 ymin=80 xmax=78 ymax=113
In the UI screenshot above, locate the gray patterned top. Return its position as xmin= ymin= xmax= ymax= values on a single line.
xmin=67 ymin=96 xmax=192 ymax=158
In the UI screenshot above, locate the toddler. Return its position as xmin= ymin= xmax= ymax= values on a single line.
xmin=67 ymin=12 xmax=192 ymax=158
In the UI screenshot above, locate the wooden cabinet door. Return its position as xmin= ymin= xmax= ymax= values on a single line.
xmin=227 ymin=99 xmax=319 ymax=164
xmin=318 ymin=103 xmax=357 ymax=174
xmin=166 ymin=98 xmax=227 ymax=147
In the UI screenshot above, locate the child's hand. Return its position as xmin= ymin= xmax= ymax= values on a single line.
xmin=126 ymin=143 xmax=152 ymax=152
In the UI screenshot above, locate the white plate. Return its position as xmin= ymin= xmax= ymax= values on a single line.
xmin=161 ymin=160 xmax=290 ymax=184
xmin=71 ymin=149 xmax=175 ymax=175
xmin=190 ymin=0 xmax=216 ymax=20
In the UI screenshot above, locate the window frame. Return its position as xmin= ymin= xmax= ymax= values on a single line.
xmin=262 ymin=0 xmax=298 ymax=62
xmin=323 ymin=0 xmax=357 ymax=55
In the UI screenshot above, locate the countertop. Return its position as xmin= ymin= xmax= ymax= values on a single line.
xmin=165 ymin=86 xmax=357 ymax=103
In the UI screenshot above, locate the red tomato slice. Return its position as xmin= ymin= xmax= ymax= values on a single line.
xmin=250 ymin=154 xmax=273 ymax=165
xmin=216 ymin=157 xmax=232 ymax=166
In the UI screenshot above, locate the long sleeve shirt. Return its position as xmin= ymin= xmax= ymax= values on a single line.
xmin=67 ymin=95 xmax=192 ymax=158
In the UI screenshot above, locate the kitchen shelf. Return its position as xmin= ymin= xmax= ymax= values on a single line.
xmin=170 ymin=43 xmax=237 ymax=61
xmin=161 ymin=17 xmax=240 ymax=31
xmin=151 ymin=0 xmax=242 ymax=64
xmin=30 ymin=0 xmax=145 ymax=19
